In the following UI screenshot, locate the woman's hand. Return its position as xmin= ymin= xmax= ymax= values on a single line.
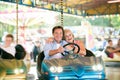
xmin=79 ymin=50 xmax=86 ymax=56
xmin=46 ymin=37 xmax=54 ymax=43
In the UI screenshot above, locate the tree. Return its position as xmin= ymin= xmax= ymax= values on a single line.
xmin=110 ymin=16 xmax=120 ymax=29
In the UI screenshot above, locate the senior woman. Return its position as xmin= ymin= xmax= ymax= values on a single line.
xmin=63 ymin=29 xmax=86 ymax=56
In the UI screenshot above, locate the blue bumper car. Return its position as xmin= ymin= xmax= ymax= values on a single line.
xmin=37 ymin=43 xmax=106 ymax=80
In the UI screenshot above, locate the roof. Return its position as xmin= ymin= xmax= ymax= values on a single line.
xmin=40 ymin=0 xmax=120 ymax=16
xmin=0 ymin=0 xmax=120 ymax=16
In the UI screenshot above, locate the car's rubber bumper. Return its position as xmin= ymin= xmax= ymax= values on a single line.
xmin=4 ymin=74 xmax=26 ymax=80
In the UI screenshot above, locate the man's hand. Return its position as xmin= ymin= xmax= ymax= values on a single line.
xmin=116 ymin=47 xmax=120 ymax=52
xmin=49 ymin=46 xmax=64 ymax=56
xmin=57 ymin=46 xmax=64 ymax=53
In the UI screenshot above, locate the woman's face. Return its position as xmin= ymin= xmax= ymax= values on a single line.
xmin=64 ymin=31 xmax=74 ymax=43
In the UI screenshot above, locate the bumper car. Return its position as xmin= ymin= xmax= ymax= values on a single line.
xmin=0 ymin=44 xmax=30 ymax=80
xmin=0 ymin=59 xmax=27 ymax=80
xmin=94 ymin=47 xmax=120 ymax=67
xmin=37 ymin=43 xmax=106 ymax=80
xmin=102 ymin=52 xmax=120 ymax=62
xmin=102 ymin=51 xmax=120 ymax=67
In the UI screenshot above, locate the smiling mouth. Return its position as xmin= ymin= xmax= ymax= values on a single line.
xmin=68 ymin=39 xmax=71 ymax=40
xmin=68 ymin=38 xmax=73 ymax=42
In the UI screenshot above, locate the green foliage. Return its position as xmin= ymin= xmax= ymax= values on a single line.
xmin=63 ymin=15 xmax=82 ymax=26
xmin=87 ymin=17 xmax=112 ymax=27
xmin=86 ymin=15 xmax=120 ymax=29
xmin=56 ymin=14 xmax=120 ymax=28
xmin=56 ymin=14 xmax=82 ymax=26
xmin=110 ymin=16 xmax=120 ymax=29
xmin=0 ymin=22 xmax=15 ymax=41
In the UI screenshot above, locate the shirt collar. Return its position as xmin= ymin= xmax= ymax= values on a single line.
xmin=53 ymin=39 xmax=63 ymax=44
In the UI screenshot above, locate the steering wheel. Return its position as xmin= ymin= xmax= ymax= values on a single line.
xmin=61 ymin=43 xmax=80 ymax=58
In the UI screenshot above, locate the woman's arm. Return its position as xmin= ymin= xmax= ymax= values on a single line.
xmin=46 ymin=37 xmax=54 ymax=43
xmin=74 ymin=40 xmax=86 ymax=56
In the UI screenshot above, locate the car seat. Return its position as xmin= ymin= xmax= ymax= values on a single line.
xmin=15 ymin=44 xmax=26 ymax=60
xmin=85 ymin=49 xmax=95 ymax=57
xmin=37 ymin=51 xmax=45 ymax=74
xmin=0 ymin=48 xmax=15 ymax=59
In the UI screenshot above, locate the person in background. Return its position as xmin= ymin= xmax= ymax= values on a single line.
xmin=105 ymin=39 xmax=120 ymax=58
xmin=0 ymin=34 xmax=15 ymax=59
xmin=0 ymin=34 xmax=27 ymax=80
xmin=32 ymin=40 xmax=41 ymax=62
xmin=0 ymin=34 xmax=15 ymax=80
xmin=44 ymin=26 xmax=67 ymax=60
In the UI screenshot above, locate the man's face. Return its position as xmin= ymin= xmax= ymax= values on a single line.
xmin=109 ymin=41 xmax=113 ymax=46
xmin=53 ymin=29 xmax=63 ymax=43
xmin=5 ymin=37 xmax=13 ymax=45
xmin=65 ymin=32 xmax=74 ymax=43
xmin=35 ymin=41 xmax=41 ymax=47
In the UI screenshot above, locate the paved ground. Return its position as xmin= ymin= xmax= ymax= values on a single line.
xmin=105 ymin=66 xmax=120 ymax=80
xmin=27 ymin=62 xmax=37 ymax=80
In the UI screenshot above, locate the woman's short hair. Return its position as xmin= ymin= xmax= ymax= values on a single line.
xmin=64 ymin=29 xmax=74 ymax=38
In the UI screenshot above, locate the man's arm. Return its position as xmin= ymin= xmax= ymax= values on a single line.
xmin=105 ymin=47 xmax=120 ymax=53
xmin=44 ymin=43 xmax=64 ymax=59
xmin=49 ymin=46 xmax=64 ymax=56
xmin=112 ymin=48 xmax=120 ymax=53
xmin=44 ymin=43 xmax=51 ymax=59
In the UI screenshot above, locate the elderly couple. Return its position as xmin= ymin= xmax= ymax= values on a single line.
xmin=44 ymin=26 xmax=86 ymax=60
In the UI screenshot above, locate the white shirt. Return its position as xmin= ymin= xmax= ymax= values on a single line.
xmin=51 ymin=43 xmax=62 ymax=59
xmin=44 ymin=40 xmax=67 ymax=60
xmin=0 ymin=45 xmax=16 ymax=56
